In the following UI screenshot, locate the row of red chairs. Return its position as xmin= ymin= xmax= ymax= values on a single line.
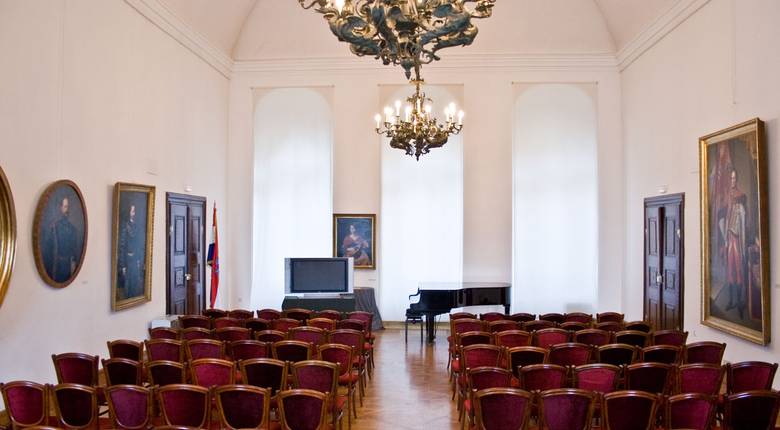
xmin=154 ymin=318 xmax=369 ymax=339
xmin=187 ymin=309 xmax=372 ymax=325
xmin=461 ymin=311 xmax=626 ymax=324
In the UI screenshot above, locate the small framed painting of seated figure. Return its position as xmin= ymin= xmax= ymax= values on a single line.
xmin=333 ymin=214 xmax=376 ymax=270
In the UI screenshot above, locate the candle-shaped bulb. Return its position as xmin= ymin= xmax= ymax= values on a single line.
xmin=333 ymin=0 xmax=345 ymax=13
xmin=374 ymin=114 xmax=382 ymax=128
xmin=458 ymin=110 xmax=464 ymax=125
xmin=394 ymin=100 xmax=402 ymax=116
xmin=405 ymin=105 xmax=412 ymax=122
xmin=425 ymin=105 xmax=432 ymax=115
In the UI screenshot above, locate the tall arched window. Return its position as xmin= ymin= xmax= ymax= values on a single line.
xmin=512 ymin=83 xmax=598 ymax=314
xmin=251 ymin=88 xmax=333 ymax=310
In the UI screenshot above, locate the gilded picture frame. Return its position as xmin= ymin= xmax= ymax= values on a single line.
xmin=32 ymin=180 xmax=88 ymax=288
xmin=111 ymin=182 xmax=155 ymax=311
xmin=0 ymin=165 xmax=16 ymax=308
xmin=700 ymin=118 xmax=770 ymax=345
xmin=333 ymin=214 xmax=376 ymax=270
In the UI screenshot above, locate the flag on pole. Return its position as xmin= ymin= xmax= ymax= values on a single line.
xmin=207 ymin=203 xmax=219 ymax=309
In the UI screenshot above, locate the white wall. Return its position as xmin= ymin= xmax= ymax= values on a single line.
xmin=621 ymin=0 xmax=780 ymax=371
xmin=0 ymin=0 xmax=228 ymax=383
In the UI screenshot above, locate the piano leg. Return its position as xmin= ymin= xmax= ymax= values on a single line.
xmin=504 ymin=304 xmax=511 ymax=315
xmin=425 ymin=313 xmax=437 ymax=343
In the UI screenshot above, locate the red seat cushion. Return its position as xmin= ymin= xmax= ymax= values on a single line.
xmin=338 ymin=372 xmax=360 ymax=385
xmin=451 ymin=359 xmax=461 ymax=373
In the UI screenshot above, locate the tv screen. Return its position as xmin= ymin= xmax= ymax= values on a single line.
xmin=285 ymin=258 xmax=353 ymax=295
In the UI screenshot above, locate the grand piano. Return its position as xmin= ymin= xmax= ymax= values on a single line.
xmin=408 ymin=282 xmax=511 ymax=343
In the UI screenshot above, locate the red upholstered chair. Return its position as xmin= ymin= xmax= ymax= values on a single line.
xmin=180 ymin=327 xmax=214 ymax=341
xmin=273 ymin=340 xmax=313 ymax=364
xmin=457 ymin=345 xmax=504 ymax=408
xmin=337 ymin=319 xmax=366 ymax=332
xmin=458 ymin=331 xmax=493 ymax=348
xmin=519 ymin=364 xmax=568 ymax=392
xmin=652 ymin=329 xmax=689 ymax=346
xmin=488 ymin=320 xmax=519 ymax=333
xmin=564 ymin=312 xmax=593 ymax=324
xmin=539 ymin=313 xmax=565 ymax=324
xmin=244 ymin=318 xmax=271 ymax=334
xmin=105 ymin=385 xmax=153 ymax=430
xmin=508 ymin=313 xmax=535 ymax=323
xmin=596 ymin=312 xmax=624 ymax=323
xmin=329 ymin=329 xmax=368 ymax=400
xmin=480 ymin=312 xmax=507 ymax=322
xmin=494 ymin=330 xmax=531 ymax=348
xmin=289 ymin=326 xmax=328 ymax=346
xmin=318 ymin=344 xmax=358 ymax=419
xmin=449 ymin=319 xmax=488 ymax=369
xmin=532 ymin=328 xmax=569 ymax=349
xmin=684 ymin=341 xmax=726 ymax=364
xmin=292 ymin=360 xmax=345 ymax=429
xmin=214 ymin=385 xmax=270 ymax=430
xmin=640 ymin=345 xmax=681 ymax=364
xmin=597 ymin=344 xmax=638 ymax=367
xmin=51 ymin=383 xmax=98 ymax=430
xmin=538 ymin=388 xmax=596 ymax=430
xmin=51 ymin=353 xmax=99 ymax=386
xmin=665 ymin=393 xmax=716 ymax=430
xmin=146 ymin=361 xmax=186 ymax=387
xmin=316 ymin=310 xmax=343 ymax=321
xmin=272 ymin=318 xmax=304 ymax=333
xmin=726 ymin=361 xmax=778 ymax=394
xmin=227 ymin=309 xmax=254 ymax=320
xmin=308 ymin=318 xmax=337 ymax=331
xmin=596 ymin=321 xmax=624 ymax=333
xmin=284 ymin=308 xmax=313 ymax=322
xmin=572 ymin=363 xmax=621 ymax=393
xmin=102 ymin=358 xmax=143 ymax=386
xmin=107 ymin=340 xmax=144 ymax=362
xmin=240 ymin=358 xmax=288 ymax=400
xmin=473 ymin=387 xmax=532 ymax=430
xmin=523 ymin=320 xmax=556 ymax=332
xmin=624 ymin=362 xmax=674 ymax=395
xmin=560 ymin=322 xmax=589 ymax=332
xmin=178 ymin=315 xmax=211 ymax=329
xmin=257 ymin=309 xmax=282 ymax=321
xmin=149 ymin=327 xmax=180 ymax=340
xmin=602 ymin=390 xmax=660 ymax=430
xmin=230 ymin=340 xmax=269 ymax=361
xmin=215 ymin=327 xmax=252 ymax=342
xmin=624 ymin=320 xmax=653 ymax=333
xmin=574 ymin=328 xmax=612 ymax=346
xmin=203 ymin=308 xmax=228 ymax=319
xmin=185 ymin=339 xmax=226 ymax=361
xmin=675 ymin=363 xmax=725 ymax=395
xmin=0 ymin=381 xmax=49 ymax=428
xmin=506 ymin=347 xmax=548 ymax=378
xmin=347 ymin=311 xmax=373 ymax=336
xmin=157 ymin=384 xmax=210 ymax=429
xmin=145 ymin=339 xmax=183 ymax=362
xmin=614 ymin=330 xmax=649 ymax=348
xmin=722 ymin=390 xmax=780 ymax=430
xmin=548 ymin=343 xmax=593 ymax=367
xmin=462 ymin=367 xmax=513 ymax=427
xmin=278 ymin=389 xmax=329 ymax=430
xmin=190 ymin=358 xmax=235 ymax=387
xmin=255 ymin=330 xmax=286 ymax=343
xmin=214 ymin=317 xmax=243 ymax=329
xmin=451 ymin=312 xmax=477 ymax=320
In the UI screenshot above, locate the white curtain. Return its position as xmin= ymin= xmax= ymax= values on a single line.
xmin=251 ymin=88 xmax=333 ymax=310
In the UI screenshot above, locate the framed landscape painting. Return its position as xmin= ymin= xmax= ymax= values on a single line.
xmin=32 ymin=180 xmax=88 ymax=288
xmin=700 ymin=118 xmax=770 ymax=344
xmin=111 ymin=182 xmax=155 ymax=311
xmin=0 ymin=165 xmax=16 ymax=307
xmin=333 ymin=214 xmax=376 ymax=269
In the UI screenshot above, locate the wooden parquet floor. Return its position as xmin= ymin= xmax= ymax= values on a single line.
xmin=352 ymin=328 xmax=459 ymax=430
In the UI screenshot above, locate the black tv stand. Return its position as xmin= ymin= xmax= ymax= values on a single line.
xmin=281 ymin=294 xmax=356 ymax=312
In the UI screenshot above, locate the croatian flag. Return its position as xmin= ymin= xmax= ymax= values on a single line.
xmin=207 ymin=203 xmax=219 ymax=309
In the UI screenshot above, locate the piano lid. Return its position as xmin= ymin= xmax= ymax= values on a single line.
xmin=417 ymin=281 xmax=511 ymax=291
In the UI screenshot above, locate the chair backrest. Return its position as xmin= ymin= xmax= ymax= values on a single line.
xmin=240 ymin=358 xmax=288 ymax=396
xmin=539 ymin=313 xmax=565 ymax=324
xmin=623 ymin=320 xmax=653 ymax=333
xmin=271 ymin=318 xmax=303 ymax=332
xmin=574 ymin=328 xmax=612 ymax=346
xmin=315 ymin=310 xmax=343 ymax=321
xmin=291 ymin=360 xmax=339 ymax=397
xmin=273 ymin=340 xmax=313 ymax=363
xmin=452 ymin=318 xmax=487 ymax=337
xmin=539 ymin=388 xmax=596 ymax=430
xmin=519 ymin=364 xmax=568 ymax=391
xmin=180 ymin=327 xmax=214 ymax=341
xmin=494 ymin=330 xmax=531 ymax=348
xmin=665 ymin=393 xmax=716 ymax=430
xmin=214 ymin=317 xmax=244 ymax=329
xmin=185 ymin=339 xmax=226 ymax=361
xmin=676 ymin=363 xmax=725 ymax=395
xmin=450 ymin=312 xmax=477 ymax=321
xmin=508 ymin=313 xmax=535 ymax=323
xmin=624 ymin=362 xmax=674 ymax=395
xmin=602 ymin=390 xmax=660 ymax=430
xmin=284 ymin=308 xmax=313 ymax=322
xmin=640 ymin=345 xmax=681 ymax=364
xmin=596 ymin=312 xmax=624 ymax=323
xmin=560 ymin=322 xmax=589 ymax=332
xmin=479 ymin=312 xmax=506 ymax=322
xmin=178 ymin=315 xmax=211 ymax=329
xmin=289 ymin=326 xmax=328 ymax=346
xmin=227 ymin=309 xmax=254 ymax=320
xmin=473 ymin=388 xmax=532 ymax=430
xmin=597 ymin=344 xmax=638 ymax=367
xmin=563 ymin=312 xmax=593 ymax=324
xmin=244 ymin=318 xmax=270 ymax=333
xmin=0 ymin=381 xmax=48 ymax=428
xmin=230 ymin=340 xmax=269 ymax=361
xmin=458 ymin=331 xmax=493 ymax=347
xmin=488 ymin=320 xmax=519 ymax=333
xmin=257 ymin=309 xmax=282 ymax=321
xmin=102 ymin=358 xmax=143 ymax=386
xmin=317 ymin=343 xmax=353 ymax=376
xmin=146 ymin=360 xmax=186 ymax=387
xmin=467 ymin=366 xmax=513 ymax=392
xmin=726 ymin=361 xmax=778 ymax=394
xmin=722 ymin=390 xmax=780 ymax=430
xmin=337 ymin=318 xmax=366 ymax=332
xmin=107 ymin=340 xmax=143 ymax=362
xmin=105 ymin=384 xmax=153 ymax=430
xmin=595 ymin=321 xmax=624 ymax=333
xmin=149 ymin=327 xmax=180 ymax=340
xmin=329 ymin=329 xmax=364 ymax=353
xmin=51 ymin=353 xmax=98 ymax=386
xmin=145 ymin=339 xmax=183 ymax=362
xmin=347 ymin=311 xmax=373 ymax=332
xmin=51 ymin=383 xmax=98 ymax=430
xmin=254 ymin=330 xmax=286 ymax=343
xmin=548 ymin=343 xmax=593 ymax=367
xmin=683 ymin=341 xmax=726 ymax=364
xmin=533 ymin=328 xmax=569 ymax=348
xmin=157 ymin=384 xmax=210 ymax=429
xmin=523 ymin=320 xmax=556 ymax=332
xmin=461 ymin=344 xmax=503 ymax=370
xmin=652 ymin=329 xmax=689 ymax=346
xmin=277 ymin=389 xmax=328 ymax=430
xmin=307 ymin=318 xmax=337 ymax=331
xmin=614 ymin=330 xmax=649 ymax=348
xmin=214 ymin=385 xmax=270 ymax=430
xmin=572 ymin=363 xmax=621 ymax=393
xmin=190 ymin=358 xmax=235 ymax=387
xmin=215 ymin=327 xmax=252 ymax=342
xmin=203 ymin=308 xmax=228 ymax=319
xmin=506 ymin=347 xmax=548 ymax=377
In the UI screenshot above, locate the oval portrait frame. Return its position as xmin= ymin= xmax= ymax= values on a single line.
xmin=0 ymin=165 xmax=16 ymax=307
xmin=32 ymin=180 xmax=88 ymax=288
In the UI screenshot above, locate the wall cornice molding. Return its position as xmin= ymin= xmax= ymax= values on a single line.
xmin=123 ymin=0 xmax=233 ymax=79
xmin=616 ymin=0 xmax=711 ymax=71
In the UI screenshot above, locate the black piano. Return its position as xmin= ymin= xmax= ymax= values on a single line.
xmin=408 ymin=282 xmax=511 ymax=343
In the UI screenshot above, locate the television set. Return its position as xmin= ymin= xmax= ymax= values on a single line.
xmin=284 ymin=257 xmax=354 ymax=296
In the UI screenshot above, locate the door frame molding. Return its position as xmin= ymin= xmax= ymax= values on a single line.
xmin=166 ymin=192 xmax=207 ymax=314
xmin=643 ymin=192 xmax=685 ymax=330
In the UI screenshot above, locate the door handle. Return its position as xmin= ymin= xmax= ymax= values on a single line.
xmin=185 ymin=273 xmax=192 ymax=281
xmin=656 ymin=274 xmax=663 ymax=286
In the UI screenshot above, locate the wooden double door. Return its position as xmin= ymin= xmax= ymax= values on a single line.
xmin=644 ymin=193 xmax=684 ymax=331
xmin=166 ymin=193 xmax=206 ymax=315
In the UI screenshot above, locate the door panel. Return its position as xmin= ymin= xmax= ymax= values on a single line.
xmin=168 ymin=205 xmax=188 ymax=315
xmin=167 ymin=194 xmax=207 ymax=316
xmin=662 ymin=203 xmax=683 ymax=330
xmin=644 ymin=206 xmax=662 ymax=325
xmin=644 ymin=194 xmax=684 ymax=331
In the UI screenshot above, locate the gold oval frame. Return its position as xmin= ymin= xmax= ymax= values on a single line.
xmin=32 ymin=180 xmax=89 ymax=288
xmin=0 ymin=166 xmax=17 ymax=307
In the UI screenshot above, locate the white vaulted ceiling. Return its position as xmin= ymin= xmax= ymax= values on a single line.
xmin=158 ymin=0 xmax=685 ymax=61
